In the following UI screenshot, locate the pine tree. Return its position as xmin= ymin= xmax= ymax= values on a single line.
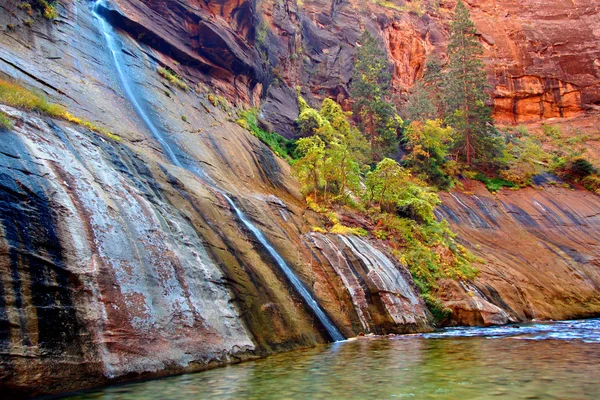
xmin=405 ymin=81 xmax=437 ymax=123
xmin=444 ymin=1 xmax=503 ymax=167
xmin=404 ymin=56 xmax=444 ymax=123
xmin=351 ymin=30 xmax=400 ymax=162
xmin=422 ymin=56 xmax=445 ymax=119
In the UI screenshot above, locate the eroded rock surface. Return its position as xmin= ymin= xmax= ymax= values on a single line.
xmin=438 ymin=182 xmax=600 ymax=325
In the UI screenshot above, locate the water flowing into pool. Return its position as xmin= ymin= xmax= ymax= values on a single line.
xmin=90 ymin=0 xmax=344 ymax=342
xmin=66 ymin=319 xmax=600 ymax=399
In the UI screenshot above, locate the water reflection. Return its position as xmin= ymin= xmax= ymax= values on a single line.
xmin=67 ymin=319 xmax=600 ymax=399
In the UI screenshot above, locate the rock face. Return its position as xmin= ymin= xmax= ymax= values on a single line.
xmin=308 ymin=233 xmax=431 ymax=333
xmin=437 ymin=182 xmax=600 ymax=326
xmin=257 ymin=0 xmax=600 ymax=132
xmin=0 ymin=0 xmax=599 ymax=397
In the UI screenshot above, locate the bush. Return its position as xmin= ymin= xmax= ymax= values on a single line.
xmin=330 ymin=224 xmax=368 ymax=236
xmin=422 ymin=293 xmax=451 ymax=323
xmin=475 ymin=172 xmax=517 ymax=192
xmin=0 ymin=79 xmax=120 ymax=140
xmin=566 ymin=158 xmax=595 ymax=179
xmin=582 ymin=175 xmax=600 ymax=194
xmin=20 ymin=1 xmax=57 ymax=20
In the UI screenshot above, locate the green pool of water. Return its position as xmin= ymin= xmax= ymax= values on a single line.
xmin=65 ymin=319 xmax=600 ymax=399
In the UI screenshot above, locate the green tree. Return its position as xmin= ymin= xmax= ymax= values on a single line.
xmin=351 ymin=30 xmax=401 ymax=161
xmin=365 ymin=158 xmax=409 ymax=209
xmin=293 ymin=136 xmax=326 ymax=200
xmin=294 ymin=95 xmax=369 ymax=203
xmin=365 ymin=158 xmax=441 ymax=222
xmin=444 ymin=1 xmax=503 ymax=167
xmin=405 ymin=56 xmax=445 ymax=122
xmin=319 ymin=99 xmax=368 ymax=200
xmin=403 ymin=120 xmax=454 ymax=189
xmin=422 ymin=56 xmax=445 ymax=118
xmin=404 ymin=81 xmax=437 ymax=123
xmin=296 ymin=90 xmax=324 ymax=137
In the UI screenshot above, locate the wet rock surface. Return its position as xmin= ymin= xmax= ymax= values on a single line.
xmin=438 ymin=182 xmax=600 ymax=326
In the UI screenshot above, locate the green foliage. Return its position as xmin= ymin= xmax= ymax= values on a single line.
xmin=0 ymin=111 xmax=12 ymax=130
xmin=444 ymin=1 xmax=504 ymax=167
xmin=422 ymin=293 xmax=451 ymax=322
xmin=158 ymin=67 xmax=189 ymax=91
xmin=474 ymin=173 xmax=516 ymax=192
xmin=330 ymin=224 xmax=368 ymax=236
xmin=296 ymin=106 xmax=323 ymax=137
xmin=0 ymin=79 xmax=120 ymax=140
xmin=20 ymin=1 xmax=57 ymax=20
xmin=362 ymin=158 xmax=479 ymax=297
xmin=582 ymin=175 xmax=600 ymax=194
xmin=370 ymin=0 xmax=424 ymax=15
xmin=404 ymin=81 xmax=437 ymax=123
xmin=294 ymin=95 xmax=368 ymax=202
xmin=351 ymin=30 xmax=401 ymax=161
xmin=294 ymin=112 xmax=479 ymax=309
xmin=366 ymin=158 xmax=441 ymax=222
xmin=541 ymin=124 xmax=562 ymax=140
xmin=565 ymin=158 xmax=595 ymax=179
xmin=403 ymin=120 xmax=454 ymax=189
xmin=294 ymin=135 xmax=326 ymax=199
xmin=380 ymin=212 xmax=479 ymax=294
xmin=237 ymin=109 xmax=297 ymax=162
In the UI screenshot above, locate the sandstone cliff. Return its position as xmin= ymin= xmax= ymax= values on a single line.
xmin=0 ymin=0 xmax=599 ymax=397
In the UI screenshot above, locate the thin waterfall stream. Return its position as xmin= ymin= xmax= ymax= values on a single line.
xmin=91 ymin=0 xmax=344 ymax=342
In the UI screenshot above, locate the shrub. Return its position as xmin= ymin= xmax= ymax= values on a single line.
xmin=422 ymin=293 xmax=451 ymax=322
xmin=582 ymin=175 xmax=600 ymax=194
xmin=0 ymin=79 xmax=120 ymax=140
xmin=158 ymin=67 xmax=189 ymax=91
xmin=566 ymin=158 xmax=595 ymax=179
xmin=541 ymin=124 xmax=562 ymax=140
xmin=20 ymin=1 xmax=57 ymax=20
xmin=475 ymin=172 xmax=517 ymax=192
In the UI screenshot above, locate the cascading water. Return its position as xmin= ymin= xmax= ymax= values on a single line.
xmin=91 ymin=0 xmax=344 ymax=342
xmin=225 ymin=197 xmax=345 ymax=342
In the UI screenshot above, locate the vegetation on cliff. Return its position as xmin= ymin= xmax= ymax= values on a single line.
xmin=0 ymin=79 xmax=120 ymax=140
xmin=17 ymin=1 xmax=57 ymax=20
xmin=293 ymin=93 xmax=477 ymax=320
xmin=237 ymin=109 xmax=297 ymax=161
xmin=444 ymin=1 xmax=504 ymax=168
xmin=157 ymin=67 xmax=189 ymax=91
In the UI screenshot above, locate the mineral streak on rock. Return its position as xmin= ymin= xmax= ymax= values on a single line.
xmin=438 ymin=181 xmax=600 ymax=326
xmin=308 ymin=233 xmax=431 ymax=334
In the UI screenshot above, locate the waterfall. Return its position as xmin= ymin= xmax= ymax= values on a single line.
xmin=91 ymin=0 xmax=344 ymax=342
